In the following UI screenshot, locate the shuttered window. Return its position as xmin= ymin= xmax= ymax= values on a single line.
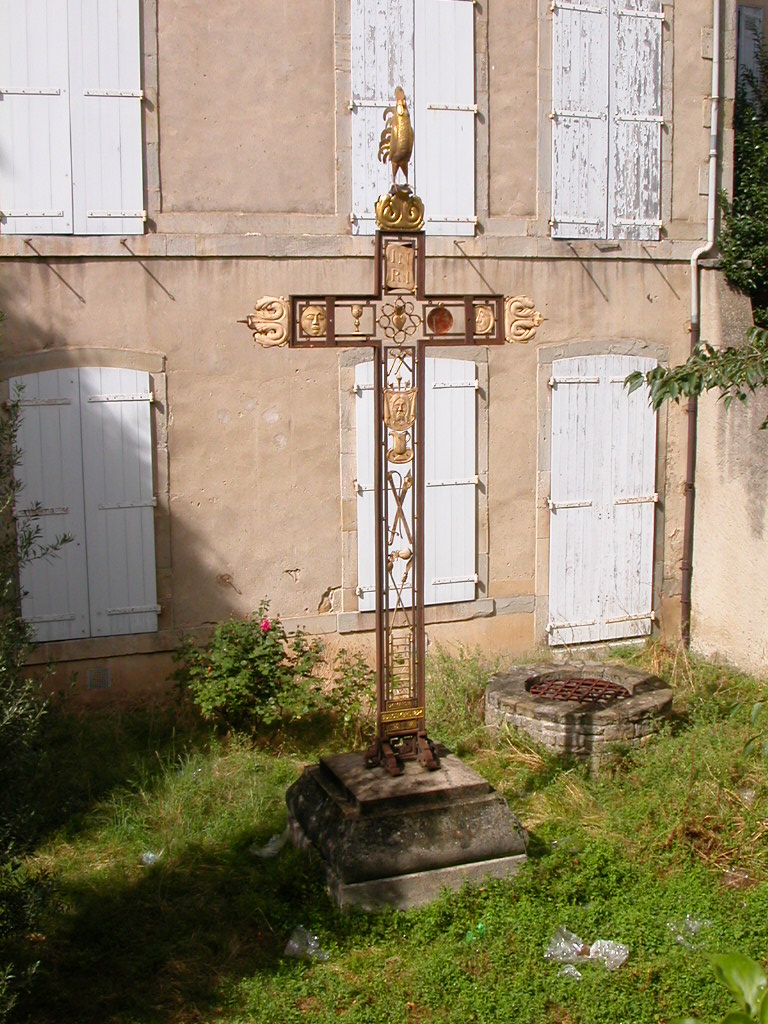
xmin=0 ymin=0 xmax=144 ymax=236
xmin=355 ymin=357 xmax=477 ymax=612
xmin=737 ymin=6 xmax=764 ymax=98
xmin=547 ymin=354 xmax=657 ymax=645
xmin=350 ymin=0 xmax=475 ymax=236
xmin=551 ymin=0 xmax=663 ymax=241
xmin=12 ymin=368 xmax=158 ymax=642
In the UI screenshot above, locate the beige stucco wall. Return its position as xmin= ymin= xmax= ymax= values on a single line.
xmin=0 ymin=250 xmax=692 ymax=687
xmin=0 ymin=0 xmax=749 ymax=693
xmin=691 ymin=273 xmax=768 ymax=675
xmin=157 ymin=0 xmax=336 ymax=215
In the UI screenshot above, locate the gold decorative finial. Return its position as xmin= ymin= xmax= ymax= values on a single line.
xmin=378 ymin=86 xmax=414 ymax=186
xmin=375 ymin=87 xmax=424 ymax=232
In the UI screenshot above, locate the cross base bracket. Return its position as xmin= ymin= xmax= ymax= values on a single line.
xmin=364 ymin=731 xmax=439 ymax=776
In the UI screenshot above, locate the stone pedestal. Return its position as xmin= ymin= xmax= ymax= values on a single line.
xmin=285 ymin=751 xmax=527 ymax=910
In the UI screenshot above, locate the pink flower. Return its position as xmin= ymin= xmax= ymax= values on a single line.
xmin=260 ymin=618 xmax=271 ymax=633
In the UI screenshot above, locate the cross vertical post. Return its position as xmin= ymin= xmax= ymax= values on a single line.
xmin=241 ymin=90 xmax=511 ymax=777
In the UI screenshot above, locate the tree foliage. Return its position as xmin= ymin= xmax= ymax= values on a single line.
xmin=626 ymin=325 xmax=768 ymax=428
xmin=627 ymin=39 xmax=768 ymax=421
xmin=720 ymin=41 xmax=768 ymax=326
xmin=0 ymin=319 xmax=70 ymax=1022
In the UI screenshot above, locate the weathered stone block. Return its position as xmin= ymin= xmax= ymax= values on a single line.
xmin=286 ymin=751 xmax=527 ymax=910
xmin=485 ymin=663 xmax=673 ymax=763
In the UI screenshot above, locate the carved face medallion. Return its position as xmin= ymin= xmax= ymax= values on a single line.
xmin=474 ymin=304 xmax=495 ymax=336
xmin=300 ymin=304 xmax=327 ymax=337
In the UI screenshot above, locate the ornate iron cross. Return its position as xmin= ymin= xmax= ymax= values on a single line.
xmin=241 ymin=93 xmax=542 ymax=776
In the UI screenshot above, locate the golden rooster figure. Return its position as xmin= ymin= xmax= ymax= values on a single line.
xmin=378 ymin=86 xmax=414 ymax=187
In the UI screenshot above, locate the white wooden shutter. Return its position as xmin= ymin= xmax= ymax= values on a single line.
xmin=68 ymin=0 xmax=144 ymax=235
xmin=604 ymin=355 xmax=657 ymax=639
xmin=355 ymin=361 xmax=377 ymax=611
xmin=548 ymin=354 xmax=657 ymax=645
xmin=355 ymin=357 xmax=475 ymax=611
xmin=0 ymin=0 xmax=73 ymax=234
xmin=551 ymin=1 xmax=610 ymax=239
xmin=414 ymin=0 xmax=475 ymax=236
xmin=547 ymin=357 xmax=604 ymax=644
xmin=80 ymin=368 xmax=158 ymax=635
xmin=11 ymin=371 xmax=90 ymax=642
xmin=355 ymin=361 xmax=416 ymax=611
xmin=609 ymin=0 xmax=663 ymax=240
xmin=350 ymin=0 xmax=415 ymax=235
xmin=738 ymin=6 xmax=764 ymax=100
xmin=424 ymin=358 xmax=476 ymax=602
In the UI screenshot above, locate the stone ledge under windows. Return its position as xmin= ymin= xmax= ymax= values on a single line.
xmin=337 ymin=595 xmax=534 ymax=635
xmin=25 ymin=595 xmax=537 ymax=665
xmin=0 ymin=233 xmax=710 ymax=264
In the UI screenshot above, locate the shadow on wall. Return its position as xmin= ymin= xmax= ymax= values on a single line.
xmin=717 ymin=388 xmax=768 ymax=540
xmin=0 ymin=274 xmax=251 ymax=698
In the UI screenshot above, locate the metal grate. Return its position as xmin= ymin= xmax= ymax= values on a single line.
xmin=529 ymin=677 xmax=629 ymax=704
xmin=86 ymin=667 xmax=111 ymax=691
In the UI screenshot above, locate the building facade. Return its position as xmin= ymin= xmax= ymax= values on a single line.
xmin=0 ymin=0 xmax=763 ymax=695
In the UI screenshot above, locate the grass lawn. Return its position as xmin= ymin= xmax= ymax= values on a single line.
xmin=3 ymin=642 xmax=768 ymax=1024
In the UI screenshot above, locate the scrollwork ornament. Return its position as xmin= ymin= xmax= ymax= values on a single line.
xmin=239 ymin=296 xmax=290 ymax=348
xmin=504 ymin=295 xmax=545 ymax=343
xmin=375 ymin=187 xmax=425 ymax=232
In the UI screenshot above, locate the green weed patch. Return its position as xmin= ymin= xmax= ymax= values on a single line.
xmin=1 ymin=642 xmax=767 ymax=1024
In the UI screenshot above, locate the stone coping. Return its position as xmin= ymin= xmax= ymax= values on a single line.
xmin=485 ymin=662 xmax=674 ymax=759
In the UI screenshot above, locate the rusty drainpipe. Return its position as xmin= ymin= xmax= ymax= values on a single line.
xmin=682 ymin=0 xmax=722 ymax=645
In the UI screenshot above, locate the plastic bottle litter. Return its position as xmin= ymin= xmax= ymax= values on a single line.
xmin=251 ymin=828 xmax=290 ymax=859
xmin=141 ymin=850 xmax=162 ymax=866
xmin=722 ymin=868 xmax=752 ymax=890
xmin=558 ymin=964 xmax=583 ymax=981
xmin=284 ymin=925 xmax=330 ymax=962
xmin=589 ymin=939 xmax=630 ymax=971
xmin=545 ymin=926 xmax=590 ymax=964
xmin=545 ymin=927 xmax=629 ymax=972
xmin=667 ymin=914 xmax=712 ymax=949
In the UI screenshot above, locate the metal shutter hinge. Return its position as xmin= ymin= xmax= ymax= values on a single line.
xmin=14 ymin=506 xmax=68 ymax=518
xmin=87 ymin=392 xmax=154 ymax=403
xmin=604 ymin=610 xmax=657 ymax=625
xmin=546 ymin=497 xmax=592 ymax=511
xmin=83 ymin=89 xmax=144 ymax=99
xmin=87 ymin=210 xmax=147 ymax=220
xmin=98 ymin=498 xmax=158 ymax=510
xmin=106 ymin=604 xmax=161 ymax=616
xmin=0 ymin=87 xmax=61 ymax=96
xmin=614 ymin=493 xmax=659 ymax=505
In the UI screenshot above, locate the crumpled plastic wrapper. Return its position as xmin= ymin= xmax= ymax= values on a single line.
xmin=667 ymin=914 xmax=712 ymax=950
xmin=284 ymin=925 xmax=330 ymax=962
xmin=251 ymin=828 xmax=290 ymax=859
xmin=545 ymin=926 xmax=629 ymax=972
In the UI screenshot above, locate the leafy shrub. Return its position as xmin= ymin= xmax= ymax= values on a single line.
xmin=0 ymin=369 xmax=71 ymax=1021
xmin=0 ymin=384 xmax=48 ymax=856
xmin=426 ymin=643 xmax=498 ymax=753
xmin=330 ymin=647 xmax=375 ymax=745
xmin=675 ymin=952 xmax=768 ymax=1024
xmin=172 ymin=602 xmax=326 ymax=730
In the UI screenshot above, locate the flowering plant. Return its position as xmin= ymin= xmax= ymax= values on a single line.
xmin=172 ymin=600 xmax=324 ymax=729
